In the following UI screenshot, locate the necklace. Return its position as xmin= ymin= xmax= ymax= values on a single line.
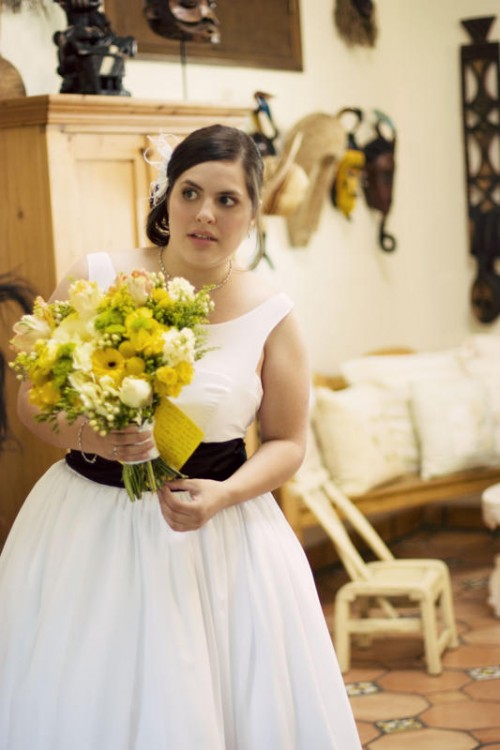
xmin=158 ymin=246 xmax=233 ymax=291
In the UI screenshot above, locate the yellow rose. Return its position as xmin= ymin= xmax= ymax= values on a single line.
xmin=154 ymin=366 xmax=178 ymax=397
xmin=175 ymin=361 xmax=194 ymax=385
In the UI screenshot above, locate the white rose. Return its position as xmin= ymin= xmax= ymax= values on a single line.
xmin=119 ymin=377 xmax=152 ymax=408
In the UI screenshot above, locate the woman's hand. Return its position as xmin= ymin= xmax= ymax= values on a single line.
xmin=81 ymin=423 xmax=158 ymax=464
xmin=157 ymin=478 xmax=229 ymax=531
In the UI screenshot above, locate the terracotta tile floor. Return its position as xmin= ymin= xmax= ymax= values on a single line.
xmin=315 ymin=520 xmax=500 ymax=749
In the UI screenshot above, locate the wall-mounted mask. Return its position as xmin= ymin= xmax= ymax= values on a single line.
xmin=144 ymin=0 xmax=221 ymax=44
xmin=334 ymin=0 xmax=378 ymax=48
xmin=331 ymin=108 xmax=365 ymax=219
xmin=362 ymin=110 xmax=397 ymax=251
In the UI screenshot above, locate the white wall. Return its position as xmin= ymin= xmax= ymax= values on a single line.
xmin=1 ymin=0 xmax=499 ymax=372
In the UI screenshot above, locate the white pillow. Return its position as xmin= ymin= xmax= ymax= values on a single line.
xmin=411 ymin=376 xmax=497 ymax=479
xmin=311 ymin=384 xmax=412 ymax=496
xmin=340 ymin=351 xmax=464 ymax=394
xmin=458 ymin=336 xmax=500 ymax=455
xmin=459 ymin=334 xmax=500 ymax=360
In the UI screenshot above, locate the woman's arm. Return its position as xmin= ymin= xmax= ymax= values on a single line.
xmin=159 ymin=310 xmax=310 ymax=530
xmin=224 ymin=309 xmax=310 ymax=497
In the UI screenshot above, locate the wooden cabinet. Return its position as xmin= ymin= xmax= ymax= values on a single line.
xmin=0 ymin=94 xmax=250 ymax=547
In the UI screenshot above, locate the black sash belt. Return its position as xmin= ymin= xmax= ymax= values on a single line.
xmin=65 ymin=438 xmax=247 ymax=488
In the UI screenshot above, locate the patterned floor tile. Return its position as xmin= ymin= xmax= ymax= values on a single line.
xmin=375 ymin=717 xmax=424 ymax=733
xmin=467 ymin=665 xmax=500 ymax=680
xmin=346 ymin=681 xmax=381 ymax=697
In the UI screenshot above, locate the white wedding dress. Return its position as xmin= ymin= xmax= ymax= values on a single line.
xmin=0 ymin=253 xmax=361 ymax=749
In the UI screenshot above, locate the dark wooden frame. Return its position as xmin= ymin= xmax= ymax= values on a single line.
xmin=104 ymin=0 xmax=303 ymax=72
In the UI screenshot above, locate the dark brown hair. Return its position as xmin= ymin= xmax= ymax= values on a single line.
xmin=146 ymin=124 xmax=264 ymax=254
xmin=0 ymin=274 xmax=36 ymax=452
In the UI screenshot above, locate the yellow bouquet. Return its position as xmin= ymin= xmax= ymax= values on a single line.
xmin=10 ymin=269 xmax=212 ymax=500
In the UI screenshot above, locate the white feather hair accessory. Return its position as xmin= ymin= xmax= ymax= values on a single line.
xmin=144 ymin=133 xmax=181 ymax=208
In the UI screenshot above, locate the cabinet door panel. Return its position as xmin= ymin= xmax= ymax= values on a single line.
xmin=77 ymin=159 xmax=143 ymax=253
xmin=49 ymin=133 xmax=150 ymax=275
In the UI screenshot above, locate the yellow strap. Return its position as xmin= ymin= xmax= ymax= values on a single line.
xmin=154 ymin=398 xmax=204 ymax=471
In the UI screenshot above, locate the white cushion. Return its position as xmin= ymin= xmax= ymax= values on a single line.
xmin=340 ymin=351 xmax=464 ymax=393
xmin=458 ymin=336 xmax=500 ymax=455
xmin=410 ymin=376 xmax=496 ymax=479
xmin=459 ymin=334 xmax=500 ymax=360
xmin=311 ymin=384 xmax=413 ymax=496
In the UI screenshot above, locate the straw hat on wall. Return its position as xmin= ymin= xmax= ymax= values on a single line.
xmin=283 ymin=113 xmax=347 ymax=247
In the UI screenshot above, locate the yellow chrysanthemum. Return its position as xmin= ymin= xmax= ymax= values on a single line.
xmin=29 ymin=381 xmax=61 ymax=409
xmin=35 ymin=346 xmax=58 ymax=375
xmin=125 ymin=307 xmax=154 ymax=332
xmin=124 ymin=356 xmax=147 ymax=376
xmin=151 ymin=288 xmax=172 ymax=305
xmin=128 ymin=328 xmax=158 ymax=354
xmin=92 ymin=348 xmax=125 ymax=384
xmin=119 ymin=341 xmax=137 ymax=359
xmin=142 ymin=328 xmax=168 ymax=358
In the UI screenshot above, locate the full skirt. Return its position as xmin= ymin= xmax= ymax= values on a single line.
xmin=0 ymin=461 xmax=361 ymax=749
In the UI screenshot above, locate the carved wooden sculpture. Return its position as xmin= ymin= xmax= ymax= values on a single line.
xmin=460 ymin=16 xmax=500 ymax=322
xmin=53 ymin=0 xmax=136 ymax=95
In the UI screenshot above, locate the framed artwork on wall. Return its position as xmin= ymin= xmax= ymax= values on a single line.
xmin=104 ymin=0 xmax=303 ymax=72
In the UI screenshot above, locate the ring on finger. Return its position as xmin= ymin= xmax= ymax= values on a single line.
xmin=112 ymin=446 xmax=118 ymax=458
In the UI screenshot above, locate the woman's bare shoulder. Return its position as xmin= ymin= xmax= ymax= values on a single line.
xmin=209 ymin=268 xmax=283 ymax=323
xmin=233 ymin=268 xmax=283 ymax=305
xmin=108 ymin=247 xmax=159 ymax=275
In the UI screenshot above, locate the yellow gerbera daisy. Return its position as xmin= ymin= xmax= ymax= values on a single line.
xmin=92 ymin=348 xmax=125 ymax=384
